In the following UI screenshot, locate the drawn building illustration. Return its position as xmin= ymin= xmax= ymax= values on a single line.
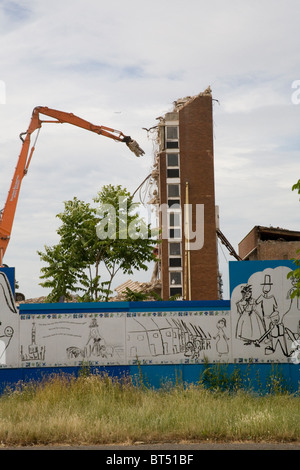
xmin=127 ymin=318 xmax=179 ymax=358
xmin=21 ymin=321 xmax=45 ymax=361
xmin=127 ymin=316 xmax=214 ymax=362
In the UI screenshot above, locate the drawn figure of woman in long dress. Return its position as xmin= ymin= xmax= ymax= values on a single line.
xmin=214 ymin=318 xmax=229 ymax=356
xmin=236 ymin=284 xmax=265 ymax=345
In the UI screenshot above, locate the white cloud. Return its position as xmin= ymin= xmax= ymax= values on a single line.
xmin=0 ymin=0 xmax=300 ymax=299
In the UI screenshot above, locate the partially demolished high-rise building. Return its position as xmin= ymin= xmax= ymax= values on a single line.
xmin=149 ymin=88 xmax=220 ymax=300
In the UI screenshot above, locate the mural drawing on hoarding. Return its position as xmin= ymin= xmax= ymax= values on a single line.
xmin=1 ymin=261 xmax=300 ymax=369
xmin=214 ymin=318 xmax=230 ymax=357
xmin=126 ymin=312 xmax=231 ymax=364
xmin=0 ymin=272 xmax=18 ymax=365
xmin=231 ymin=263 xmax=300 ymax=362
xmin=20 ymin=313 xmax=126 ymax=367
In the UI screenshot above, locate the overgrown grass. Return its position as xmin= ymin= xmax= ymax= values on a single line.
xmin=0 ymin=368 xmax=298 ymax=447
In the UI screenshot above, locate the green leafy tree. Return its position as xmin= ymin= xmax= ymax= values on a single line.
xmin=287 ymin=180 xmax=300 ymax=298
xmin=38 ymin=185 xmax=157 ymax=302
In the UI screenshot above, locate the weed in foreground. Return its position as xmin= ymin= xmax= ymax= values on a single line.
xmin=0 ymin=369 xmax=297 ymax=446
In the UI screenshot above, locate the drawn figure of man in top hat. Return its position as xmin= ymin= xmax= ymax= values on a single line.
xmin=256 ymin=274 xmax=278 ymax=332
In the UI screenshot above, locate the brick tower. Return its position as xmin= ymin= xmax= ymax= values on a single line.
xmin=150 ymin=88 xmax=219 ymax=300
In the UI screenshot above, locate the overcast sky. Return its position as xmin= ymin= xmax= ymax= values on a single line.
xmin=0 ymin=0 xmax=300 ymax=300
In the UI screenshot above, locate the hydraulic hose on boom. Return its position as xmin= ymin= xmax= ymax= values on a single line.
xmin=0 ymin=106 xmax=145 ymax=266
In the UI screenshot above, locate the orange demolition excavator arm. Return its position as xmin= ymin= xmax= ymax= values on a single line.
xmin=0 ymin=106 xmax=144 ymax=266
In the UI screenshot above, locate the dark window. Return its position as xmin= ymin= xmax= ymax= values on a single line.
xmin=168 ymin=184 xmax=180 ymax=197
xmin=170 ymin=287 xmax=182 ymax=297
xmin=167 ymin=168 xmax=180 ymax=178
xmin=168 ymin=199 xmax=180 ymax=208
xmin=166 ymin=126 xmax=178 ymax=140
xmin=170 ymin=271 xmax=181 ymax=285
xmin=167 ymin=154 xmax=179 ymax=166
xmin=169 ymin=213 xmax=180 ymax=227
xmin=169 ymin=228 xmax=181 ymax=239
xmin=166 ymin=141 xmax=179 ymax=149
xmin=169 ymin=243 xmax=181 ymax=256
xmin=169 ymin=258 xmax=182 ymax=267
xmin=165 ymin=127 xmax=179 ymax=150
